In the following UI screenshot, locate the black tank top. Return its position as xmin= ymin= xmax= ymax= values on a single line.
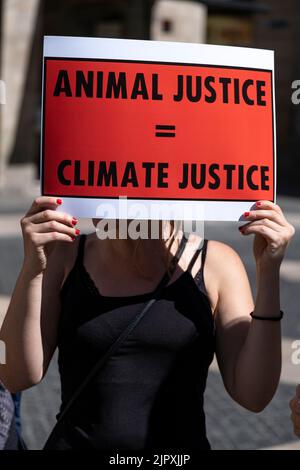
xmin=54 ymin=235 xmax=215 ymax=450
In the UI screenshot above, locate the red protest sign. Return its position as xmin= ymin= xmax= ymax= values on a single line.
xmin=41 ymin=37 xmax=276 ymax=220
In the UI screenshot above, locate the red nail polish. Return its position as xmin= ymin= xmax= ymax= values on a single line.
xmin=75 ymin=229 xmax=80 ymax=235
xmin=71 ymin=218 xmax=78 ymax=226
xmin=71 ymin=236 xmax=75 ymax=241
xmin=256 ymin=202 xmax=262 ymax=207
xmin=56 ymin=198 xmax=62 ymax=205
xmin=244 ymin=212 xmax=250 ymax=217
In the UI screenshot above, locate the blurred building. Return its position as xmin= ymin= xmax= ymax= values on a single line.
xmin=0 ymin=0 xmax=299 ymax=194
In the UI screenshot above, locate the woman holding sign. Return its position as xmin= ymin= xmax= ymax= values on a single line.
xmin=0 ymin=197 xmax=295 ymax=450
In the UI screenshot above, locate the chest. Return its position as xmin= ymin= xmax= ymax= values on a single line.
xmin=59 ymin=270 xmax=214 ymax=358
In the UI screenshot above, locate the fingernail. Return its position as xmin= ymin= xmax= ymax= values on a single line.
xmin=244 ymin=212 xmax=250 ymax=217
xmin=256 ymin=202 xmax=262 ymax=207
xmin=71 ymin=218 xmax=78 ymax=226
xmin=71 ymin=236 xmax=75 ymax=241
xmin=56 ymin=198 xmax=62 ymax=205
xmin=75 ymin=229 xmax=80 ymax=235
xmin=239 ymin=226 xmax=244 ymax=231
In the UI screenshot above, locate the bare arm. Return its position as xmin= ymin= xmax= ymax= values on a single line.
xmin=0 ymin=197 xmax=79 ymax=392
xmin=210 ymin=201 xmax=295 ymax=412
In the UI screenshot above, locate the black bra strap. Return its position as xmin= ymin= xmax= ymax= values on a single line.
xmin=154 ymin=233 xmax=189 ymax=295
xmin=187 ymin=238 xmax=205 ymax=274
xmin=194 ymin=239 xmax=208 ymax=294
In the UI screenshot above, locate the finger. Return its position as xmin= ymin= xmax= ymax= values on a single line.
xmin=31 ymin=231 xmax=76 ymax=247
xmin=255 ymin=201 xmax=283 ymax=215
xmin=29 ymin=221 xmax=80 ymax=238
xmin=243 ymin=209 xmax=286 ymax=227
xmin=239 ymin=218 xmax=282 ymax=233
xmin=240 ymin=222 xmax=295 ymax=247
xmin=255 ymin=202 xmax=296 ymax=238
xmin=239 ymin=224 xmax=280 ymax=244
xmin=28 ymin=210 xmax=77 ymax=227
xmin=26 ymin=197 xmax=62 ymax=217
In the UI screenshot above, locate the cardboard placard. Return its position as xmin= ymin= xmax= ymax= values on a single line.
xmin=41 ymin=36 xmax=276 ymax=221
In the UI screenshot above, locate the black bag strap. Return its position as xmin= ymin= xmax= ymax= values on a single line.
xmin=48 ymin=233 xmax=189 ymax=433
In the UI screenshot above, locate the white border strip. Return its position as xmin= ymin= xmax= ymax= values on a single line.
xmin=43 ymin=36 xmax=274 ymax=70
xmin=57 ymin=198 xmax=256 ymax=222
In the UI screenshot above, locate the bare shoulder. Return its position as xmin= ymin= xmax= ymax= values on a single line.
xmin=186 ymin=237 xmax=248 ymax=314
xmin=184 ymin=235 xmax=242 ymax=273
xmin=206 ymin=240 xmax=244 ymax=268
xmin=207 ymin=240 xmax=253 ymax=311
xmin=205 ymin=240 xmax=248 ymax=286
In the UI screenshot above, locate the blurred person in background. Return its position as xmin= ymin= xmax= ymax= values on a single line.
xmin=290 ymin=385 xmax=300 ymax=437
xmin=0 ymin=381 xmax=19 ymax=450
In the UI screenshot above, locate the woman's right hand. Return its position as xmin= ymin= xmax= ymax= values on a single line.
xmin=20 ymin=196 xmax=80 ymax=275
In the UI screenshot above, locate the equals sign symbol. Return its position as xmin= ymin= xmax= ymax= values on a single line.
xmin=155 ymin=124 xmax=176 ymax=138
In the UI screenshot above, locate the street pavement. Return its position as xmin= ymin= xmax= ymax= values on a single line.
xmin=0 ymin=165 xmax=300 ymax=450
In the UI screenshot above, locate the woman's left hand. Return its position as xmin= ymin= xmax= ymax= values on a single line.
xmin=239 ymin=201 xmax=295 ymax=268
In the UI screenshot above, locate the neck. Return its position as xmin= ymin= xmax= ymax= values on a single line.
xmin=94 ymin=220 xmax=177 ymax=255
xmin=92 ymin=219 xmax=183 ymax=272
xmin=103 ymin=237 xmax=167 ymax=260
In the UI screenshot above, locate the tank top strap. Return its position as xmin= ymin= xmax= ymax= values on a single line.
xmin=187 ymin=238 xmax=208 ymax=296
xmin=187 ymin=237 xmax=205 ymax=273
xmin=75 ymin=234 xmax=87 ymax=267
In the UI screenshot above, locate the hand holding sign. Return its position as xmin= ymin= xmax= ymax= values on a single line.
xmin=239 ymin=200 xmax=295 ymax=267
xmin=21 ymin=197 xmax=79 ymax=275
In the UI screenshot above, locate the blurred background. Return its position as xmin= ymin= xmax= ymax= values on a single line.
xmin=0 ymin=0 xmax=300 ymax=450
